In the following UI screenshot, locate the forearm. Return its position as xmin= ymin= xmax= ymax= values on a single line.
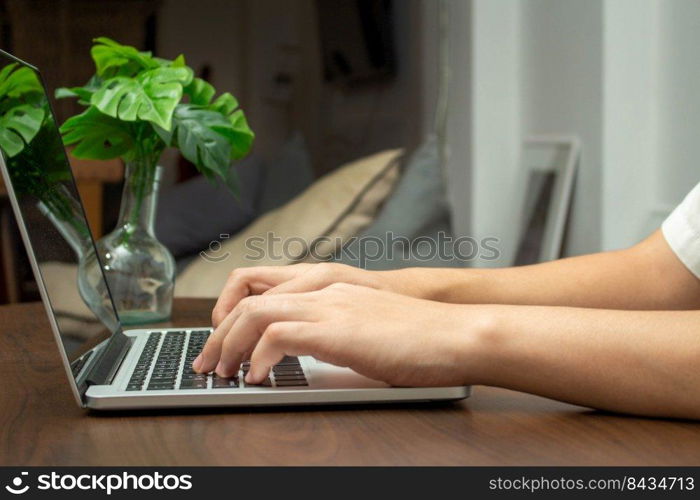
xmin=390 ymin=230 xmax=700 ymax=310
xmin=468 ymin=305 xmax=700 ymax=419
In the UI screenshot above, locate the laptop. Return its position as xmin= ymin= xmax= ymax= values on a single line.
xmin=0 ymin=50 xmax=469 ymax=410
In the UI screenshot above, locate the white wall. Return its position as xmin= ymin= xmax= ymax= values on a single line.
xmin=655 ymin=0 xmax=700 ymax=212
xmin=601 ymin=0 xmax=658 ymax=250
xmin=521 ymin=0 xmax=603 ymax=255
xmin=443 ymin=0 xmax=700 ymax=265
xmin=468 ymin=0 xmax=522 ymax=266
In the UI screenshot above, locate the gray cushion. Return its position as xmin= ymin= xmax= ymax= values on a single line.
xmin=257 ymin=133 xmax=314 ymax=213
xmin=336 ymin=135 xmax=462 ymax=269
xmin=155 ymin=155 xmax=263 ymax=259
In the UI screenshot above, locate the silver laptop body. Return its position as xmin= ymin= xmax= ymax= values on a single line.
xmin=0 ymin=50 xmax=469 ymax=410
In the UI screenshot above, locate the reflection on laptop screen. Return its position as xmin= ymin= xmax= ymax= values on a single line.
xmin=0 ymin=51 xmax=120 ymax=366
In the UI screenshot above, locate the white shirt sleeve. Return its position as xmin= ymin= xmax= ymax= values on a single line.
xmin=662 ymin=182 xmax=700 ymax=279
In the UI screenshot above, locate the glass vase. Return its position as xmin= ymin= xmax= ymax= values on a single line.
xmin=38 ymin=185 xmax=120 ymax=333
xmin=92 ymin=160 xmax=175 ymax=325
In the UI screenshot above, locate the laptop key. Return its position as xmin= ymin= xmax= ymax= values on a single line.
xmin=180 ymin=377 xmax=206 ymax=384
xmin=276 ymin=356 xmax=300 ymax=366
xmin=179 ymin=381 xmax=207 ymax=389
xmin=272 ymin=368 xmax=305 ymax=376
xmin=246 ymin=377 xmax=272 ymax=387
xmin=275 ymin=380 xmax=308 ymax=387
xmin=149 ymin=378 xmax=176 ymax=384
xmin=274 ymin=375 xmax=307 ymax=382
xmin=212 ymin=376 xmax=238 ymax=388
xmin=147 ymin=384 xmax=175 ymax=390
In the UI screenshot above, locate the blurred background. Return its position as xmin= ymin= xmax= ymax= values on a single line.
xmin=0 ymin=0 xmax=698 ymax=304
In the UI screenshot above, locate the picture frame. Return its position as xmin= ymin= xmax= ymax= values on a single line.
xmin=513 ymin=135 xmax=580 ymax=265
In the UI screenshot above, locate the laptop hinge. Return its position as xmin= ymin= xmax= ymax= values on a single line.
xmin=85 ymin=330 xmax=133 ymax=387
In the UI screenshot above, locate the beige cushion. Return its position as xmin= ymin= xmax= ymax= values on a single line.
xmin=38 ymin=261 xmax=105 ymax=340
xmin=175 ymin=149 xmax=403 ymax=298
xmin=40 ymin=261 xmax=93 ymax=319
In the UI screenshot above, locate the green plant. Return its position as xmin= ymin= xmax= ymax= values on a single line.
xmin=0 ymin=62 xmax=46 ymax=158
xmin=56 ymin=37 xmax=254 ymax=194
xmin=0 ymin=60 xmax=88 ymax=239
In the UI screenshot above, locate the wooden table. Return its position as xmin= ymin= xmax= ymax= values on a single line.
xmin=1 ymin=299 xmax=699 ymax=466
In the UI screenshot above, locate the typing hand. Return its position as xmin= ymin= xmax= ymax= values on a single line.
xmin=195 ymin=283 xmax=487 ymax=387
xmin=210 ymin=263 xmax=432 ymax=328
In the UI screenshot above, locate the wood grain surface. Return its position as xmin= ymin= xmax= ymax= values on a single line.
xmin=1 ymin=299 xmax=699 ymax=466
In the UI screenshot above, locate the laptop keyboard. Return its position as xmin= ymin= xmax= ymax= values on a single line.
xmin=125 ymin=330 xmax=308 ymax=391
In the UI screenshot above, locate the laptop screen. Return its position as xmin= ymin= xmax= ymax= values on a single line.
xmin=0 ymin=51 xmax=120 ymax=370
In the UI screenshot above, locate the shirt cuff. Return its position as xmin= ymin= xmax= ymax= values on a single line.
xmin=662 ymin=200 xmax=700 ymax=280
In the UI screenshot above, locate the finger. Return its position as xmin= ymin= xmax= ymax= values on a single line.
xmin=246 ymin=322 xmax=315 ymax=383
xmin=211 ymin=266 xmax=309 ymax=327
xmin=199 ymin=290 xmax=319 ymax=374
xmin=215 ymin=295 xmax=317 ymax=377
xmin=264 ymin=264 xmax=338 ymax=296
xmin=194 ymin=305 xmax=239 ymax=373
xmin=198 ymin=290 xmax=285 ymax=373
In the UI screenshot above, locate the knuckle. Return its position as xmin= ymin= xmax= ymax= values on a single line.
xmin=264 ymin=323 xmax=284 ymax=341
xmin=237 ymin=295 xmax=256 ymax=312
xmin=199 ymin=341 xmax=215 ymax=358
xmin=237 ymin=295 xmax=266 ymax=318
xmin=327 ymin=281 xmax=352 ymax=292
xmin=263 ymin=323 xmax=288 ymax=346
xmin=219 ymin=330 xmax=236 ymax=351
xmin=316 ymin=262 xmax=335 ymax=272
xmin=205 ymin=331 xmax=224 ymax=349
xmin=228 ymin=268 xmax=246 ymax=282
xmin=313 ymin=262 xmax=337 ymax=278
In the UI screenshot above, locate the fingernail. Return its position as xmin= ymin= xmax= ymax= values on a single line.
xmin=215 ymin=361 xmax=229 ymax=377
xmin=192 ymin=354 xmax=202 ymax=372
xmin=246 ymin=366 xmax=264 ymax=384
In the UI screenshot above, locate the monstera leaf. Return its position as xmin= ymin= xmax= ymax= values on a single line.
xmin=184 ymin=77 xmax=215 ymax=106
xmin=55 ymin=37 xmax=254 ymax=196
xmin=156 ymin=104 xmax=232 ymax=177
xmin=204 ymin=93 xmax=254 ymax=159
xmin=0 ymin=63 xmax=44 ymax=101
xmin=54 ymin=75 xmax=103 ymax=105
xmin=0 ymin=63 xmax=46 ymax=157
xmin=220 ymin=109 xmax=254 ymax=160
xmin=210 ymin=92 xmax=238 ymax=115
xmin=59 ymin=107 xmax=135 ymax=160
xmin=90 ymin=37 xmax=159 ymax=78
xmin=0 ymin=104 xmax=45 ymax=157
xmin=154 ymin=103 xmax=254 ymax=195
xmin=91 ymin=66 xmax=193 ymax=130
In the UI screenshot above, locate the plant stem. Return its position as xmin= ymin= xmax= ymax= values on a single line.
xmin=120 ymin=130 xmax=164 ymax=245
xmin=42 ymin=187 xmax=91 ymax=240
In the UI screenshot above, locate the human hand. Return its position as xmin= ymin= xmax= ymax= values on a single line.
xmin=195 ymin=283 xmax=488 ymax=387
xmin=211 ymin=263 xmax=437 ymax=328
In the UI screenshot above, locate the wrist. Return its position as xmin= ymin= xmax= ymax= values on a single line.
xmin=381 ymin=267 xmax=461 ymax=301
xmin=453 ymin=304 xmax=508 ymax=385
